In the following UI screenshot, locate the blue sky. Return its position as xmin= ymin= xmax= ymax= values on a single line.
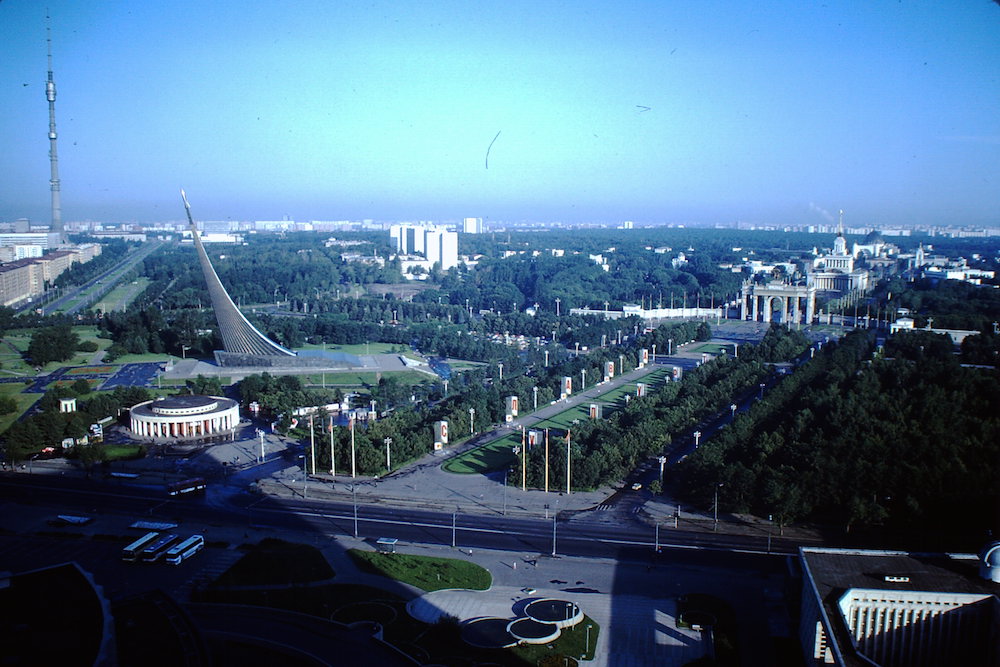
xmin=1 ymin=1 xmax=998 ymax=227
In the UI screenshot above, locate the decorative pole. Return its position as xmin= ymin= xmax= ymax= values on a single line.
xmin=521 ymin=427 xmax=527 ymax=491
xmin=330 ymin=415 xmax=337 ymax=477
xmin=350 ymin=416 xmax=356 ymax=478
xmin=565 ymin=430 xmax=572 ymax=495
xmin=309 ymin=416 xmax=316 ymax=475
xmin=544 ymin=428 xmax=550 ymax=493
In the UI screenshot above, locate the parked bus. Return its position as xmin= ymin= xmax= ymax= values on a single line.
xmin=165 ymin=535 xmax=205 ymax=565
xmin=166 ymin=477 xmax=207 ymax=496
xmin=139 ymin=533 xmax=181 ymax=562
xmin=122 ymin=531 xmax=160 ymax=562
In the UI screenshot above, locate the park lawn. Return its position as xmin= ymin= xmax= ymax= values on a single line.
xmin=51 ymin=379 xmax=97 ymax=390
xmin=513 ymin=614 xmax=600 ymax=664
xmin=3 ymin=331 xmax=33 ymax=353
xmin=297 ymin=341 xmax=413 ymax=357
xmin=691 ymin=342 xmax=736 ymax=356
xmin=347 ymin=549 xmax=491 ymax=592
xmin=103 ymin=445 xmax=144 ymax=461
xmin=443 ymin=434 xmax=520 ymax=474
xmin=109 ymin=352 xmax=173 ymax=364
xmin=2 ymin=325 xmax=112 ymax=372
xmin=642 ymin=368 xmax=671 ymax=386
xmin=0 ymin=384 xmax=38 ymax=433
xmin=443 ymin=359 xmax=486 ymax=371
xmin=598 ymin=383 xmax=643 ymax=404
xmin=533 ymin=403 xmax=594 ymax=431
xmin=301 ymin=370 xmax=431 ymax=387
xmin=96 ymin=277 xmax=150 ymax=312
xmin=213 ymin=538 xmax=335 ymax=587
xmin=65 ymin=365 xmax=116 ymax=375
xmin=0 ymin=355 xmax=33 ymax=376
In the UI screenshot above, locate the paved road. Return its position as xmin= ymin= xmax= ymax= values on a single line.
xmin=39 ymin=240 xmax=164 ymax=315
xmin=0 ymin=474 xmax=794 ymax=667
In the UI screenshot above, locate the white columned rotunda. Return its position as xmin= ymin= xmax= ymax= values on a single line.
xmin=129 ymin=395 xmax=239 ymax=439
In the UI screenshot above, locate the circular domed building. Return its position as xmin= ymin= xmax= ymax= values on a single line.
xmin=129 ymin=395 xmax=239 ymax=439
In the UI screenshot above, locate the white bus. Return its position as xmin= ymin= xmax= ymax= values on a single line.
xmin=139 ymin=533 xmax=181 ymax=562
xmin=122 ymin=531 xmax=160 ymax=562
xmin=165 ymin=535 xmax=205 ymax=565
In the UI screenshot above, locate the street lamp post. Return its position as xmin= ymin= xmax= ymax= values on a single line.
xmin=668 ymin=338 xmax=673 ymax=355
xmin=350 ymin=417 xmax=356 ymax=479
xmin=658 ymin=456 xmax=667 ymax=482
xmin=503 ymin=468 xmax=508 ymax=515
xmin=580 ymin=369 xmax=586 ymax=390
xmin=351 ymin=484 xmax=359 ymax=538
xmin=533 ymin=386 xmax=538 ymax=410
xmin=498 ymin=363 xmax=503 ymax=381
xmin=730 ymin=403 xmax=737 ymax=421
xmin=384 ymin=437 xmax=392 ymax=471
xmin=693 ymin=431 xmax=702 ymax=448
xmin=329 ymin=416 xmax=336 ymax=477
xmin=714 ymin=483 xmax=724 ymax=531
xmin=555 ymin=298 xmax=561 ymax=317
xmin=544 ymin=350 xmax=549 ymax=367
xmin=469 ymin=408 xmax=475 ymax=435
xmin=585 ymin=624 xmax=593 ymax=657
xmin=309 ymin=417 xmax=316 ymax=475
xmin=452 ymin=511 xmax=457 ymax=548
xmin=759 ymin=383 xmax=765 ymax=400
xmin=565 ymin=430 xmax=572 ymax=495
xmin=551 ymin=516 xmax=557 ymax=556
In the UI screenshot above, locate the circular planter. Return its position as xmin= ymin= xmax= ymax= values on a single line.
xmin=524 ymin=598 xmax=583 ymax=629
xmin=331 ymin=601 xmax=397 ymax=626
xmin=507 ymin=617 xmax=561 ymax=645
xmin=460 ymin=617 xmax=519 ymax=649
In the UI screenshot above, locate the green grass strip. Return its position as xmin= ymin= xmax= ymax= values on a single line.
xmin=348 ymin=549 xmax=491 ymax=592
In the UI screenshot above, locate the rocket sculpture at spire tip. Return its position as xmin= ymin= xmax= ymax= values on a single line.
xmin=180 ymin=188 xmax=190 ymax=210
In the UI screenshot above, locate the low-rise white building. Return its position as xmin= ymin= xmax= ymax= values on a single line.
xmin=129 ymin=395 xmax=239 ymax=439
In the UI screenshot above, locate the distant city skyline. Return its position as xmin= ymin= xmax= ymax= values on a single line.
xmin=1 ymin=1 xmax=998 ymax=228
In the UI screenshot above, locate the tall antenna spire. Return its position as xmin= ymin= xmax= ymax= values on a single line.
xmin=46 ymin=10 xmax=65 ymax=244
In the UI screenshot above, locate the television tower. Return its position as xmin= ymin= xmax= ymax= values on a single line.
xmin=45 ymin=12 xmax=65 ymax=244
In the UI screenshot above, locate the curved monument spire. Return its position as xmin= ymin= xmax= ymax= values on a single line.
xmin=181 ymin=189 xmax=296 ymax=358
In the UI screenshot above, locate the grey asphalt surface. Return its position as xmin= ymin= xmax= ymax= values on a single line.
xmin=0 ymin=479 xmax=790 ymax=667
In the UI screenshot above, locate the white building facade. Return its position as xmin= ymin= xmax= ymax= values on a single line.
xmin=129 ymin=395 xmax=239 ymax=439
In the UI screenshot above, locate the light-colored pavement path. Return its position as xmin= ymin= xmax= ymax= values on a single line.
xmin=408 ymin=585 xmax=706 ymax=667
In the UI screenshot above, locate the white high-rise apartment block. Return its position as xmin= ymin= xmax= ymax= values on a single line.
xmin=390 ymin=224 xmax=458 ymax=271
xmin=425 ymin=228 xmax=459 ymax=270
xmin=463 ymin=217 xmax=484 ymax=234
xmin=438 ymin=229 xmax=458 ymax=270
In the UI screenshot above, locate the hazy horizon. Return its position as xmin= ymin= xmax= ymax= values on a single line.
xmin=2 ymin=1 xmax=998 ymax=228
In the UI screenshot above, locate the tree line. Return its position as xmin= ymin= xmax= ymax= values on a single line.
xmin=677 ymin=329 xmax=999 ymax=548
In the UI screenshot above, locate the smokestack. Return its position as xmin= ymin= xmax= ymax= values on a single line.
xmin=46 ymin=12 xmax=65 ymax=245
